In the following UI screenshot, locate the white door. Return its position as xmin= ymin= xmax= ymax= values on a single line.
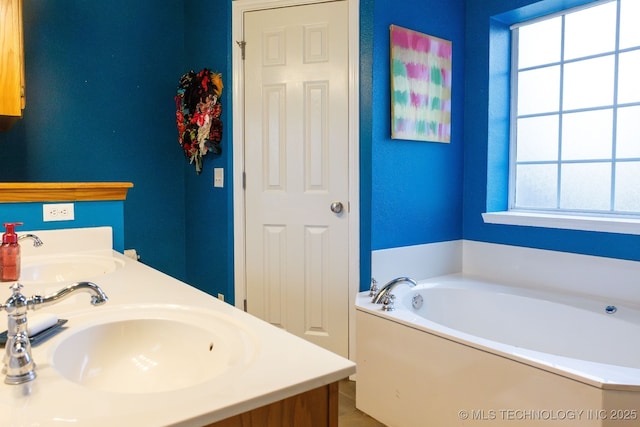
xmin=242 ymin=1 xmax=350 ymax=357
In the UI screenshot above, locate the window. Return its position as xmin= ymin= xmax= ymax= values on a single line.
xmin=510 ymin=0 xmax=640 ymax=217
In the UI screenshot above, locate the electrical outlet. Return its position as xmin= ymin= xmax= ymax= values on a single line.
xmin=214 ymin=168 xmax=224 ymax=188
xmin=43 ymin=203 xmax=75 ymax=222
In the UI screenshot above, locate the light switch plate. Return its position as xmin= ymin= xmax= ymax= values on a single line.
xmin=214 ymin=168 xmax=224 ymax=188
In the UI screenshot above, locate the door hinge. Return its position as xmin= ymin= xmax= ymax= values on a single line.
xmin=242 ymin=171 xmax=246 ymax=190
xmin=243 ymin=299 xmax=247 ymax=312
xmin=236 ymin=40 xmax=246 ymax=60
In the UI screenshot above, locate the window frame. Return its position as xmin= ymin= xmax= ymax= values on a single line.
xmin=483 ymin=0 xmax=640 ymax=235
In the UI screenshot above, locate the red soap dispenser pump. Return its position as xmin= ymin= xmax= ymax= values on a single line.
xmin=0 ymin=222 xmax=23 ymax=282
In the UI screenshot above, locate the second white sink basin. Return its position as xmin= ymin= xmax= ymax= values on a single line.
xmin=21 ymin=254 xmax=124 ymax=284
xmin=49 ymin=305 xmax=259 ymax=393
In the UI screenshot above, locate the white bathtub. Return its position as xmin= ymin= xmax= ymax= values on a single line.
xmin=355 ymin=274 xmax=640 ymax=426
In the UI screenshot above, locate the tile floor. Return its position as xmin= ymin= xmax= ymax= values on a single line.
xmin=338 ymin=380 xmax=386 ymax=427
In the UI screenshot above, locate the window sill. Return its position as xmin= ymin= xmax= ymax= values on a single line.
xmin=482 ymin=211 xmax=640 ymax=236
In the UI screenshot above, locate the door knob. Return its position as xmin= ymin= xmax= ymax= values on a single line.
xmin=330 ymin=201 xmax=344 ymax=213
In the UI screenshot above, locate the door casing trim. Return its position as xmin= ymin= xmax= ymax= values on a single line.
xmin=231 ymin=0 xmax=360 ymax=360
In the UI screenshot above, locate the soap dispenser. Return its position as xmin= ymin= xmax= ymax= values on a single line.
xmin=0 ymin=222 xmax=23 ymax=282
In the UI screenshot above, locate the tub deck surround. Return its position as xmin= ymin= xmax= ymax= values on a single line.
xmin=355 ymin=276 xmax=640 ymax=427
xmin=371 ymin=240 xmax=462 ymax=285
xmin=372 ymin=240 xmax=640 ymax=309
xmin=0 ymin=227 xmax=355 ymax=427
xmin=462 ymin=240 xmax=640 ymax=309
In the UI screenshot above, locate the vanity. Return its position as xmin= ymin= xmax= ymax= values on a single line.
xmin=0 ymin=226 xmax=355 ymax=426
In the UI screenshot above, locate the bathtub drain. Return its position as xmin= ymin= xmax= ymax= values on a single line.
xmin=412 ymin=293 xmax=423 ymax=310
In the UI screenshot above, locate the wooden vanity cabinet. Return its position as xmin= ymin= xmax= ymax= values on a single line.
xmin=205 ymin=382 xmax=339 ymax=427
xmin=0 ymin=0 xmax=25 ymax=131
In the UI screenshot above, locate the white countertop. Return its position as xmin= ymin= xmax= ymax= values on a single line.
xmin=0 ymin=227 xmax=355 ymax=426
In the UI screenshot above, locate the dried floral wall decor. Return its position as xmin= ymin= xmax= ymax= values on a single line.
xmin=175 ymin=69 xmax=223 ymax=174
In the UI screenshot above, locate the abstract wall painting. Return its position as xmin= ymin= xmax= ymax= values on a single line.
xmin=390 ymin=25 xmax=452 ymax=143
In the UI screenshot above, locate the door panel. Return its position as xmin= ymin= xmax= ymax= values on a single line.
xmin=243 ymin=1 xmax=349 ymax=356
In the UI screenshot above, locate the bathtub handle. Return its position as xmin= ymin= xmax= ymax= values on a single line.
xmin=369 ymin=278 xmax=379 ymax=297
xmin=381 ymin=293 xmax=396 ymax=311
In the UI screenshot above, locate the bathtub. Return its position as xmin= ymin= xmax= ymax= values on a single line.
xmin=355 ymin=274 xmax=640 ymax=426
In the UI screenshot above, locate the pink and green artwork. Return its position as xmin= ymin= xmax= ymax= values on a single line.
xmin=390 ymin=25 xmax=452 ymax=143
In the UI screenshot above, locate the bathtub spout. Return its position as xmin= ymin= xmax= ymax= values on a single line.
xmin=372 ymin=277 xmax=417 ymax=304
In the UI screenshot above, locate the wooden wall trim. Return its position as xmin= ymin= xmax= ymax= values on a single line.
xmin=0 ymin=182 xmax=134 ymax=202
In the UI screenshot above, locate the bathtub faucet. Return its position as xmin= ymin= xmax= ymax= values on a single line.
xmin=0 ymin=281 xmax=108 ymax=385
xmin=372 ymin=276 xmax=417 ymax=304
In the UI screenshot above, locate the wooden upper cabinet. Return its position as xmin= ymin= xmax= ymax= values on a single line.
xmin=0 ymin=0 xmax=25 ymax=131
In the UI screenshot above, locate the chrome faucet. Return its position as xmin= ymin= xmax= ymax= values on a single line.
xmin=0 ymin=282 xmax=108 ymax=384
xmin=372 ymin=276 xmax=417 ymax=304
xmin=368 ymin=278 xmax=379 ymax=297
xmin=18 ymin=233 xmax=43 ymax=247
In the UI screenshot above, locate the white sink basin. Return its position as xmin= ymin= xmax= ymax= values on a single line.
xmin=20 ymin=254 xmax=124 ymax=284
xmin=50 ymin=305 xmax=259 ymax=393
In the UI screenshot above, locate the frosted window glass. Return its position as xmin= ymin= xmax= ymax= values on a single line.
xmin=616 ymin=106 xmax=640 ymax=159
xmin=518 ymin=66 xmax=560 ymax=115
xmin=564 ymin=2 xmax=617 ymax=60
xmin=518 ymin=18 xmax=561 ymax=69
xmin=511 ymin=2 xmax=640 ymax=215
xmin=617 ymin=50 xmax=640 ymax=104
xmin=560 ymin=163 xmax=611 ymax=210
xmin=516 ymin=115 xmax=559 ymax=162
xmin=615 ymin=162 xmax=640 ymax=212
xmin=561 ymin=110 xmax=612 ymax=161
xmin=515 ymin=164 xmax=557 ymax=209
xmin=563 ymin=56 xmax=614 ymax=110
xmin=620 ymin=0 xmax=640 ymax=49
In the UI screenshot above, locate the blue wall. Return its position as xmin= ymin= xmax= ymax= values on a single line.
xmin=0 ymin=0 xmax=237 ymax=304
xmin=0 ymin=0 xmax=188 ymax=280
xmin=463 ymin=0 xmax=640 ymax=262
xmin=370 ymin=0 xmax=465 ymax=251
xmin=0 ymin=201 xmax=125 ymax=251
xmin=359 ymin=0 xmax=374 ymax=290
xmin=182 ymin=0 xmax=235 ymax=303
